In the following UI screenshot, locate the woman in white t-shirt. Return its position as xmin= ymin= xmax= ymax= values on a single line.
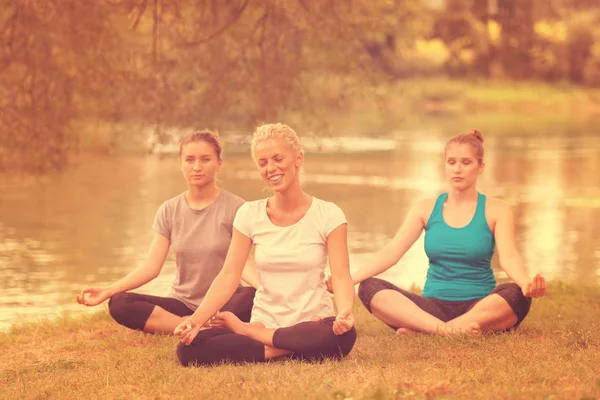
xmin=174 ymin=123 xmax=357 ymax=366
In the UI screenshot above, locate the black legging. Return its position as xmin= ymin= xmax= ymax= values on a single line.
xmin=176 ymin=317 xmax=357 ymax=366
xmin=108 ymin=287 xmax=256 ymax=331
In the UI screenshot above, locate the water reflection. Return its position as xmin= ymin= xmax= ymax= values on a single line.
xmin=520 ymin=144 xmax=565 ymax=281
xmin=1 ymin=128 xmax=599 ymax=329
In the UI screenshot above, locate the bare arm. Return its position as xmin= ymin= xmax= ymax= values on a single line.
xmin=351 ymin=202 xmax=426 ymax=285
xmin=176 ymin=228 xmax=252 ymax=344
xmin=106 ymin=233 xmax=169 ymax=295
xmin=328 ymin=224 xmax=354 ymax=317
xmin=494 ymin=200 xmax=545 ymax=297
xmin=77 ymin=233 xmax=169 ymax=306
xmin=494 ymin=202 xmax=531 ymax=288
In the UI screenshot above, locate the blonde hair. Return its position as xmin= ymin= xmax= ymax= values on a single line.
xmin=179 ymin=130 xmax=223 ymax=160
xmin=250 ymin=123 xmax=303 ymax=163
xmin=445 ymin=129 xmax=485 ymax=164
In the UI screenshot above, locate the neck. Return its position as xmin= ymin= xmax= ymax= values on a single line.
xmin=446 ymin=185 xmax=478 ymax=204
xmin=271 ymin=181 xmax=309 ymax=211
xmin=187 ymin=183 xmax=219 ymax=202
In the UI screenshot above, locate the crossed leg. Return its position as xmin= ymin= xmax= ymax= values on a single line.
xmin=359 ymin=278 xmax=528 ymax=335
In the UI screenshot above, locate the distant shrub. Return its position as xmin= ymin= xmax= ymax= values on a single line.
xmin=584 ymin=42 xmax=600 ymax=86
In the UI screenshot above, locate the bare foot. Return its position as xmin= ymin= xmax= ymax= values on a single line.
xmin=264 ymin=345 xmax=293 ymax=360
xmin=464 ymin=322 xmax=481 ymax=335
xmin=211 ymin=311 xmax=246 ymax=334
xmin=438 ymin=322 xmax=482 ymax=335
xmin=396 ymin=327 xmax=417 ymax=336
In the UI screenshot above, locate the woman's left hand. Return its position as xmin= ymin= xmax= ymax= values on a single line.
xmin=332 ymin=311 xmax=355 ymax=335
xmin=521 ymin=273 xmax=546 ymax=298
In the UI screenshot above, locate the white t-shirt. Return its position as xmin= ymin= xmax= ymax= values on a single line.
xmin=233 ymin=197 xmax=347 ymax=328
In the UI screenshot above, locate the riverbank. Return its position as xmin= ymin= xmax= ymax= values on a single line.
xmin=391 ymin=78 xmax=600 ymax=117
xmin=69 ymin=78 xmax=600 ymax=156
xmin=1 ymin=283 xmax=599 ymax=399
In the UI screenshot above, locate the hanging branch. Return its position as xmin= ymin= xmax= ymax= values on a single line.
xmin=181 ymin=0 xmax=249 ymax=47
xmin=152 ymin=0 xmax=159 ymax=63
xmin=128 ymin=0 xmax=148 ymax=30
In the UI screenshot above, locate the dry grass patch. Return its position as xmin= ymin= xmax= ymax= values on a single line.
xmin=1 ymin=283 xmax=599 ymax=400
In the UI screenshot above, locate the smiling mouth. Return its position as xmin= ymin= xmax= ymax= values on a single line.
xmin=268 ymin=174 xmax=283 ymax=182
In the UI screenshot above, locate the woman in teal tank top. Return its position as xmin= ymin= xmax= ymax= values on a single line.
xmin=329 ymin=130 xmax=547 ymax=334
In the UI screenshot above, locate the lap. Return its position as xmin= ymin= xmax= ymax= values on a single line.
xmin=358 ymin=277 xmax=453 ymax=321
xmin=177 ymin=328 xmax=265 ymax=366
xmin=177 ymin=317 xmax=357 ymax=366
xmin=359 ymin=278 xmax=531 ymax=327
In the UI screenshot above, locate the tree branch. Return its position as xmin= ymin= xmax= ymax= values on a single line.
xmin=180 ymin=0 xmax=249 ymax=47
xmin=152 ymin=0 xmax=159 ymax=63
xmin=128 ymin=0 xmax=148 ymax=30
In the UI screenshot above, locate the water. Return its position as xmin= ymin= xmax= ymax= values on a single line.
xmin=1 ymin=122 xmax=600 ymax=329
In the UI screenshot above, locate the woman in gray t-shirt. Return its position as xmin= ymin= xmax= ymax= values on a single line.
xmin=76 ymin=131 xmax=257 ymax=334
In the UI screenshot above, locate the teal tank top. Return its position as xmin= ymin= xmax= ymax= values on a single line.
xmin=422 ymin=193 xmax=496 ymax=301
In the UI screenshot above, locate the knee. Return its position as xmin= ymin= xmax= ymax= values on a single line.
xmin=312 ymin=322 xmax=357 ymax=360
xmin=358 ymin=278 xmax=380 ymax=311
xmin=107 ymin=292 xmax=128 ymax=325
xmin=500 ymin=283 xmax=531 ymax=304
xmin=317 ymin=327 xmax=357 ymax=360
xmin=176 ymin=342 xmax=198 ymax=367
xmin=495 ymin=283 xmax=532 ymax=324
xmin=337 ymin=327 xmax=357 ymax=358
xmin=177 ymin=339 xmax=227 ymax=367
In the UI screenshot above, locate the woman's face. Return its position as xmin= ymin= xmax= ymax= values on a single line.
xmin=444 ymin=143 xmax=483 ymax=190
xmin=179 ymin=140 xmax=222 ymax=187
xmin=253 ymin=137 xmax=303 ymax=193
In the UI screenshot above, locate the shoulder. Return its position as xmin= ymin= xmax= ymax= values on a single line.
xmin=311 ymin=198 xmax=347 ymax=237
xmin=312 ymin=197 xmax=345 ymax=216
xmin=235 ymin=198 xmax=267 ymax=218
xmin=243 ymin=197 xmax=268 ymax=210
xmin=414 ymin=197 xmax=437 ymax=217
xmin=157 ymin=192 xmax=184 ymax=212
xmin=233 ymin=198 xmax=268 ymax=234
xmin=219 ymin=189 xmax=245 ymax=209
xmin=485 ymin=196 xmax=512 ymax=214
xmin=483 ymin=196 xmax=515 ymax=226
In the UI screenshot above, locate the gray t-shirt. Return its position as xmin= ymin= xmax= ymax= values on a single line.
xmin=152 ymin=190 xmax=244 ymax=310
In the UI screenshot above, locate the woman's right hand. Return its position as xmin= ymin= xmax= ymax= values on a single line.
xmin=76 ymin=287 xmax=111 ymax=306
xmin=174 ymin=317 xmax=203 ymax=345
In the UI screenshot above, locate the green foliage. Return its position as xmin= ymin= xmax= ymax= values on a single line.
xmin=584 ymin=47 xmax=600 ymax=86
xmin=566 ymin=12 xmax=598 ymax=82
xmin=530 ymin=31 xmax=568 ymax=81
xmin=0 ymin=0 xmax=137 ymax=171
xmin=431 ymin=0 xmax=489 ymax=77
xmin=2 ymin=0 xmax=600 ymax=170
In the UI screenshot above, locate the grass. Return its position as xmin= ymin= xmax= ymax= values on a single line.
xmin=382 ymin=78 xmax=600 ymax=117
xmin=277 ymin=76 xmax=600 ymax=139
xmin=1 ymin=283 xmax=599 ymax=400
